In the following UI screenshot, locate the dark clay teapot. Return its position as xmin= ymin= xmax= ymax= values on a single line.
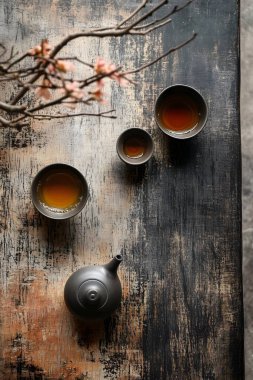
xmin=64 ymin=255 xmax=122 ymax=320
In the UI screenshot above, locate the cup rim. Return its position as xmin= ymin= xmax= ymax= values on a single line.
xmin=154 ymin=84 xmax=208 ymax=139
xmin=116 ymin=127 xmax=154 ymax=165
xmin=31 ymin=163 xmax=89 ymax=220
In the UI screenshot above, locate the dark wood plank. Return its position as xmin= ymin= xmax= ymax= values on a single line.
xmin=0 ymin=1 xmax=243 ymax=379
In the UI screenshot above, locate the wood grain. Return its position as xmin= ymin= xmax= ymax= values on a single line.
xmin=0 ymin=1 xmax=243 ymax=379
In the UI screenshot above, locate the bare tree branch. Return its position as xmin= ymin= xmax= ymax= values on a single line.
xmin=9 ymin=1 xmax=192 ymax=105
xmin=133 ymin=0 xmax=193 ymax=30
xmin=0 ymin=101 xmax=27 ymax=112
xmin=0 ymin=115 xmax=11 ymax=126
xmin=0 ymin=115 xmax=29 ymax=128
xmin=0 ymin=0 xmax=196 ymax=128
xmin=48 ymin=0 xmax=171 ymax=58
xmin=121 ymin=0 xmax=168 ymax=33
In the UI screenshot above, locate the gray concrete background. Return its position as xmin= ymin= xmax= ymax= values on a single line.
xmin=241 ymin=0 xmax=253 ymax=378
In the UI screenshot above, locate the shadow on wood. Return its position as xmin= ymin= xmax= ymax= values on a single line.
xmin=166 ymin=137 xmax=198 ymax=167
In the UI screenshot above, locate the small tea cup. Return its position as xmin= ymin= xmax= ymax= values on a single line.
xmin=116 ymin=128 xmax=154 ymax=165
xmin=155 ymin=84 xmax=208 ymax=139
xmin=31 ymin=163 xmax=89 ymax=220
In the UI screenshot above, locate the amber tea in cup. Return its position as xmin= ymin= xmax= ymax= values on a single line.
xmin=159 ymin=94 xmax=200 ymax=132
xmin=155 ymin=85 xmax=208 ymax=139
xmin=38 ymin=171 xmax=82 ymax=210
xmin=123 ymin=136 xmax=147 ymax=158
xmin=31 ymin=163 xmax=88 ymax=220
xmin=117 ymin=128 xmax=154 ymax=165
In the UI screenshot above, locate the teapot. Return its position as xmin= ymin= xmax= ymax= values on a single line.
xmin=64 ymin=255 xmax=122 ymax=320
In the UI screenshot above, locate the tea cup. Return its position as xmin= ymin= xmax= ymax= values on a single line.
xmin=31 ymin=163 xmax=88 ymax=220
xmin=155 ymin=85 xmax=208 ymax=139
xmin=116 ymin=128 xmax=154 ymax=165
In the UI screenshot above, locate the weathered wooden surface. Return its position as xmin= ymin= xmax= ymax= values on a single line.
xmin=0 ymin=1 xmax=243 ymax=379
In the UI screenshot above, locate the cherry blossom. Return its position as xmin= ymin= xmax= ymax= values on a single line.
xmin=94 ymin=58 xmax=108 ymax=74
xmin=111 ymin=72 xmax=129 ymax=87
xmin=55 ymin=60 xmax=75 ymax=73
xmin=64 ymin=81 xmax=84 ymax=100
xmin=28 ymin=44 xmax=42 ymax=56
xmin=35 ymin=79 xmax=52 ymax=100
xmin=90 ymin=87 xmax=106 ymax=104
xmin=94 ymin=58 xmax=129 ymax=87
xmin=28 ymin=39 xmax=52 ymax=57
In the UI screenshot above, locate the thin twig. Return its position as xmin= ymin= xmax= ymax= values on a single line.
xmin=0 ymin=67 xmax=38 ymax=77
xmin=0 ymin=46 xmax=18 ymax=64
xmin=130 ymin=18 xmax=172 ymax=35
xmin=133 ymin=0 xmax=193 ymax=30
xmin=58 ymin=57 xmax=94 ymax=68
xmin=116 ymin=0 xmax=148 ymax=29
xmin=10 ymin=62 xmax=44 ymax=104
xmin=5 ymin=52 xmax=28 ymax=69
xmin=25 ymin=109 xmax=116 ymax=119
xmin=0 ymin=69 xmax=43 ymax=81
xmin=0 ymin=43 xmax=7 ymax=59
xmin=125 ymin=32 xmax=197 ymax=75
xmin=122 ymin=0 xmax=168 ymax=33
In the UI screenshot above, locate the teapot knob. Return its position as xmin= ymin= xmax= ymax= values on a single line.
xmin=78 ymin=280 xmax=108 ymax=310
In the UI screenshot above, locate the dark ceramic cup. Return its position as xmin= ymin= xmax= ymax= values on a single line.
xmin=31 ymin=163 xmax=88 ymax=220
xmin=155 ymin=85 xmax=208 ymax=139
xmin=116 ymin=128 xmax=154 ymax=165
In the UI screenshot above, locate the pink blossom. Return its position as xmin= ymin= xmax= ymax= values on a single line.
xmin=41 ymin=39 xmax=52 ymax=56
xmin=64 ymin=81 xmax=84 ymax=100
xmin=28 ymin=39 xmax=52 ymax=57
xmin=35 ymin=79 xmax=52 ymax=100
xmin=36 ymin=87 xmax=51 ymax=99
xmin=56 ymin=60 xmax=75 ymax=73
xmin=94 ymin=58 xmax=129 ymax=87
xmin=47 ymin=64 xmax=56 ymax=74
xmin=94 ymin=58 xmax=116 ymax=75
xmin=90 ymin=87 xmax=106 ymax=104
xmin=94 ymin=58 xmax=107 ymax=74
xmin=28 ymin=44 xmax=42 ymax=56
xmin=96 ymin=79 xmax=105 ymax=89
xmin=107 ymin=63 xmax=117 ymax=74
xmin=112 ymin=72 xmax=129 ymax=87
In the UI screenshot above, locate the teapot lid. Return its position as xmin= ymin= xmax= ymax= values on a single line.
xmin=78 ymin=280 xmax=108 ymax=310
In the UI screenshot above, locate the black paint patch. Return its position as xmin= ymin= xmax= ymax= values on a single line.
xmin=5 ymin=355 xmax=45 ymax=379
xmin=0 ymin=125 xmax=46 ymax=149
xmin=100 ymin=352 xmax=126 ymax=379
xmin=11 ymin=333 xmax=23 ymax=348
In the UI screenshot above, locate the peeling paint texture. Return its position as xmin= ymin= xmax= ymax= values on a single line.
xmin=0 ymin=1 xmax=243 ymax=380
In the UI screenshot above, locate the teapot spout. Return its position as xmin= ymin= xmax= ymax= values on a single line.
xmin=104 ymin=255 xmax=122 ymax=274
